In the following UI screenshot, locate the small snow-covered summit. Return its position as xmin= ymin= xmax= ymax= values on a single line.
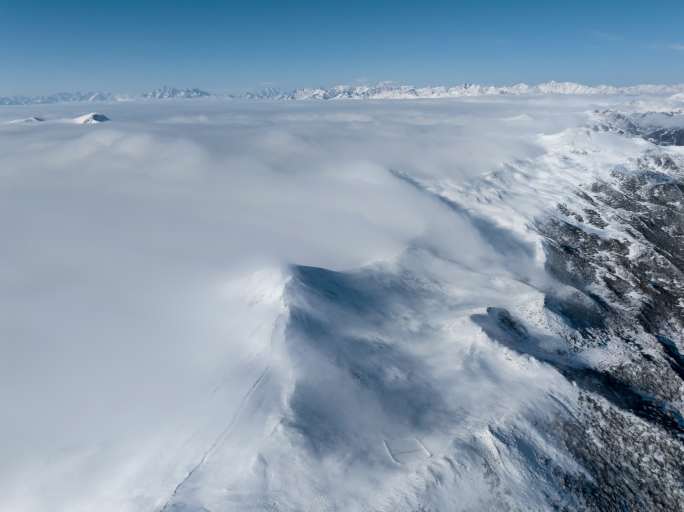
xmin=141 ymin=86 xmax=211 ymax=100
xmin=72 ymin=113 xmax=110 ymax=124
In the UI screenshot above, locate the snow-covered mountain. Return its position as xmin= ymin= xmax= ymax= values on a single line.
xmin=1 ymin=94 xmax=683 ymax=512
xmin=3 ymin=81 xmax=684 ymax=106
xmin=0 ymin=87 xmax=210 ymax=105
xmin=287 ymin=81 xmax=684 ymax=100
xmin=141 ymin=86 xmax=212 ymax=100
xmin=244 ymin=81 xmax=684 ymax=100
xmin=0 ymin=91 xmax=119 ymax=105
xmin=71 ymin=112 xmax=110 ymax=124
xmin=241 ymin=86 xmax=285 ymax=100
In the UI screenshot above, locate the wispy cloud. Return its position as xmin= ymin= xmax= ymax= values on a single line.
xmin=668 ymin=43 xmax=684 ymax=52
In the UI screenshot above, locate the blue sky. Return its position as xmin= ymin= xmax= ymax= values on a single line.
xmin=1 ymin=0 xmax=684 ymax=95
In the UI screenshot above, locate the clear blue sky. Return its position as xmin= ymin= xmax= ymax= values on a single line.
xmin=1 ymin=0 xmax=684 ymax=95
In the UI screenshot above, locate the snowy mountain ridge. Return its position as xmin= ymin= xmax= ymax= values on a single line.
xmin=2 ymin=94 xmax=684 ymax=512
xmin=268 ymin=81 xmax=684 ymax=100
xmin=0 ymin=87 xmax=210 ymax=105
xmin=141 ymin=86 xmax=212 ymax=100
xmin=3 ymin=81 xmax=684 ymax=105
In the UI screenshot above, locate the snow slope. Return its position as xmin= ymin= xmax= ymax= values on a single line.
xmin=0 ymin=94 xmax=682 ymax=511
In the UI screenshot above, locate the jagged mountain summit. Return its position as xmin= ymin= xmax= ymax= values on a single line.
xmin=0 ymin=91 xmax=118 ymax=106
xmin=278 ymin=81 xmax=684 ymax=100
xmin=242 ymin=86 xmax=287 ymax=100
xmin=0 ymin=87 xmax=209 ymax=106
xmin=220 ymin=81 xmax=684 ymax=100
xmin=72 ymin=112 xmax=110 ymax=124
xmin=141 ymin=86 xmax=211 ymax=100
xmin=3 ymin=81 xmax=684 ymax=106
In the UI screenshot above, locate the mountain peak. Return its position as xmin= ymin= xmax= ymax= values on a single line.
xmin=141 ymin=86 xmax=211 ymax=100
xmin=72 ymin=112 xmax=110 ymax=124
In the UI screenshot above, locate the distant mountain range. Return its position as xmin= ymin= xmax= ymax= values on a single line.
xmin=3 ymin=81 xmax=684 ymax=105
xmin=0 ymin=86 xmax=211 ymax=105
xmin=248 ymin=81 xmax=684 ymax=100
xmin=140 ymin=86 xmax=211 ymax=100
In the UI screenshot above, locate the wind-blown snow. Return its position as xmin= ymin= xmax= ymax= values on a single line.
xmin=0 ymin=94 xmax=681 ymax=511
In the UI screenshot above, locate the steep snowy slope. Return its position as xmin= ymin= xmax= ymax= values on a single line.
xmin=0 ymin=95 xmax=682 ymax=511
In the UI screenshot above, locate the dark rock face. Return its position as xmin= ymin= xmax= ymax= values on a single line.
xmin=547 ymin=151 xmax=684 ymax=507
xmin=473 ymin=304 xmax=684 ymax=511
xmin=595 ymin=110 xmax=684 ymax=147
xmin=646 ymin=127 xmax=684 ymax=146
xmin=89 ymin=113 xmax=110 ymax=123
xmin=550 ymin=157 xmax=684 ymax=346
xmin=473 ymin=127 xmax=684 ymax=509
